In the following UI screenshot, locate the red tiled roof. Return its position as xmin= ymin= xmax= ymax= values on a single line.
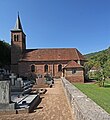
xmin=64 ymin=61 xmax=83 ymax=68
xmin=20 ymin=48 xmax=85 ymax=62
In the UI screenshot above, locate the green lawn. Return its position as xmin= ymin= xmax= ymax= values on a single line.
xmin=74 ymin=82 xmax=110 ymax=114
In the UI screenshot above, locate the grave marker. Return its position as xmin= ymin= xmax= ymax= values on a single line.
xmin=0 ymin=81 xmax=11 ymax=104
xmin=0 ymin=80 xmax=15 ymax=111
xmin=16 ymin=78 xmax=23 ymax=88
xmin=9 ymin=73 xmax=16 ymax=85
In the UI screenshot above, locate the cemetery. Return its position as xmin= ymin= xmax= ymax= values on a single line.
xmin=0 ymin=68 xmax=110 ymax=120
xmin=0 ymin=72 xmax=54 ymax=115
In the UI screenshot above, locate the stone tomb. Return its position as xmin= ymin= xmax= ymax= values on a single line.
xmin=0 ymin=80 xmax=40 ymax=114
xmin=0 ymin=81 xmax=15 ymax=111
xmin=10 ymin=77 xmax=40 ymax=113
xmin=13 ymin=94 xmax=40 ymax=113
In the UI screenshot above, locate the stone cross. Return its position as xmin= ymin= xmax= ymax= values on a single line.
xmin=9 ymin=73 xmax=16 ymax=86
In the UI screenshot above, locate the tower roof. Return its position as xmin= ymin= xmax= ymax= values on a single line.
xmin=13 ymin=13 xmax=23 ymax=31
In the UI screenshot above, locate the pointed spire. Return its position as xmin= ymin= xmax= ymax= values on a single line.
xmin=14 ymin=12 xmax=23 ymax=31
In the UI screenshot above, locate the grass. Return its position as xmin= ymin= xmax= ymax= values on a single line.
xmin=74 ymin=81 xmax=110 ymax=114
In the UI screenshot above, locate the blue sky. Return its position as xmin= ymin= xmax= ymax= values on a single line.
xmin=0 ymin=0 xmax=110 ymax=54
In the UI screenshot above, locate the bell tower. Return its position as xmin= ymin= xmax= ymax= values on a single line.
xmin=11 ymin=13 xmax=26 ymax=74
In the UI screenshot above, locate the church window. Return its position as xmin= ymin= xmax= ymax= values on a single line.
xmin=44 ymin=64 xmax=48 ymax=72
xmin=58 ymin=64 xmax=62 ymax=72
xmin=14 ymin=35 xmax=17 ymax=41
xmin=14 ymin=35 xmax=19 ymax=41
xmin=17 ymin=35 xmax=19 ymax=41
xmin=31 ymin=65 xmax=35 ymax=72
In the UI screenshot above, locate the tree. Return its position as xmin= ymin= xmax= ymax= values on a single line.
xmin=94 ymin=70 xmax=105 ymax=87
xmin=103 ymin=60 xmax=110 ymax=78
xmin=84 ymin=47 xmax=110 ymax=81
xmin=0 ymin=40 xmax=11 ymax=67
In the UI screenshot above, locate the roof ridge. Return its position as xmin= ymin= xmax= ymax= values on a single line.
xmin=26 ymin=48 xmax=76 ymax=50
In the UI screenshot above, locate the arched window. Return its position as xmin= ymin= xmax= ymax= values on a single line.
xmin=31 ymin=65 xmax=35 ymax=72
xmin=58 ymin=64 xmax=62 ymax=72
xmin=44 ymin=64 xmax=48 ymax=72
xmin=13 ymin=35 xmax=19 ymax=41
xmin=17 ymin=35 xmax=19 ymax=41
xmin=14 ymin=35 xmax=17 ymax=41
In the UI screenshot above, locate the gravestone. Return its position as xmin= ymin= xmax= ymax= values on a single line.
xmin=11 ymin=77 xmax=33 ymax=94
xmin=0 ymin=81 xmax=11 ymax=104
xmin=9 ymin=73 xmax=16 ymax=86
xmin=0 ymin=74 xmax=4 ymax=80
xmin=16 ymin=78 xmax=23 ymax=88
xmin=11 ymin=77 xmax=23 ymax=92
xmin=0 ymin=81 xmax=15 ymax=110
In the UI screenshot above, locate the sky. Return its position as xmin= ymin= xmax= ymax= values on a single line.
xmin=0 ymin=0 xmax=110 ymax=54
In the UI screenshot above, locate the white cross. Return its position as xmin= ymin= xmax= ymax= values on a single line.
xmin=9 ymin=73 xmax=16 ymax=85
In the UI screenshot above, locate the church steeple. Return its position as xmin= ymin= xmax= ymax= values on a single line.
xmin=14 ymin=12 xmax=23 ymax=31
xmin=11 ymin=13 xmax=26 ymax=74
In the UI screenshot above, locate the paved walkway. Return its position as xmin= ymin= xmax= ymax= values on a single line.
xmin=0 ymin=79 xmax=74 ymax=120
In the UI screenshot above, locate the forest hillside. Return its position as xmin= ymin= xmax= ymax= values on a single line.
xmin=84 ymin=47 xmax=110 ymax=78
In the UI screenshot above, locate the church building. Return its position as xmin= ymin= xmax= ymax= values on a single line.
xmin=11 ymin=15 xmax=85 ymax=82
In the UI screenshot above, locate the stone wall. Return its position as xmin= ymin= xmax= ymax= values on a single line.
xmin=18 ymin=61 xmax=67 ymax=78
xmin=65 ymin=76 xmax=84 ymax=83
xmin=65 ymin=68 xmax=84 ymax=82
xmin=61 ymin=78 xmax=110 ymax=120
xmin=18 ymin=61 xmax=84 ymax=82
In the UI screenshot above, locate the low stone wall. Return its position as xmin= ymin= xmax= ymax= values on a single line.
xmin=61 ymin=77 xmax=110 ymax=120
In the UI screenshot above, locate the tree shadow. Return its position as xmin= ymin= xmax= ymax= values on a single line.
xmin=84 ymin=78 xmax=96 ymax=83
xmin=104 ymin=84 xmax=110 ymax=88
xmin=36 ymin=106 xmax=43 ymax=109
